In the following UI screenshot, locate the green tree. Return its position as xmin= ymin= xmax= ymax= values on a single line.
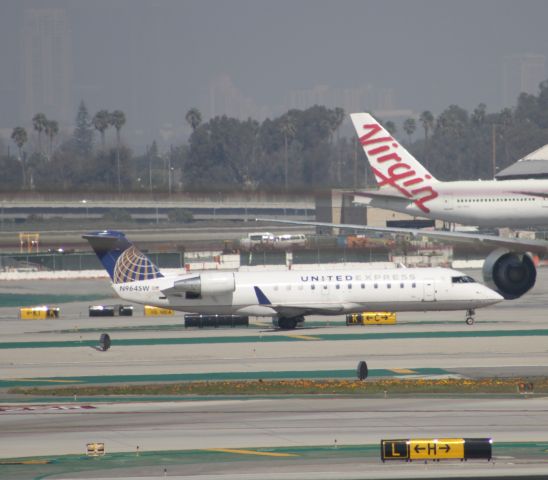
xmin=185 ymin=108 xmax=202 ymax=131
xmin=44 ymin=119 xmax=59 ymax=158
xmin=403 ymin=118 xmax=417 ymax=143
xmin=471 ymin=103 xmax=487 ymax=126
xmin=419 ymin=110 xmax=435 ymax=142
xmin=11 ymin=126 xmax=28 ymax=187
xmin=184 ymin=115 xmax=259 ymax=190
xmin=32 ymin=113 xmax=48 ymax=155
xmin=383 ymin=120 xmax=397 ymax=135
xmin=92 ymin=110 xmax=110 ymax=150
xmin=73 ymin=100 xmax=94 ymax=156
xmin=109 ymin=110 xmax=126 ymax=193
xmin=330 ymin=107 xmax=345 ymax=185
xmin=0 ymin=154 xmax=23 ymax=190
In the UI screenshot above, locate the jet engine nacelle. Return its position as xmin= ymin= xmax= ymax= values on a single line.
xmin=482 ymin=248 xmax=536 ymax=300
xmin=173 ymin=273 xmax=235 ymax=296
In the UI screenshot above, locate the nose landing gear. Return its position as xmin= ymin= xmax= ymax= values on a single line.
xmin=465 ymin=309 xmax=475 ymax=325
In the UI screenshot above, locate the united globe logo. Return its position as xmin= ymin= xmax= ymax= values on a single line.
xmin=113 ymin=246 xmax=162 ymax=284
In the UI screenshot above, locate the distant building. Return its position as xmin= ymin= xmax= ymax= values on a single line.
xmin=208 ymin=74 xmax=269 ymax=120
xmin=496 ymin=144 xmax=548 ymax=180
xmin=21 ymin=8 xmax=72 ymax=125
xmin=286 ymin=84 xmax=412 ymax=123
xmin=502 ymin=54 xmax=546 ymax=107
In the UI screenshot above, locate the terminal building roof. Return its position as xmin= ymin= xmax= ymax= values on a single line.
xmin=496 ymin=144 xmax=548 ymax=180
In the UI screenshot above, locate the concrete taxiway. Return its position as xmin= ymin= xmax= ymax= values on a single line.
xmin=1 ymin=269 xmax=548 ymax=478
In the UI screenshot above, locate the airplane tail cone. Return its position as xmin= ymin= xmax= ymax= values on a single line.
xmin=83 ymin=230 xmax=163 ymax=284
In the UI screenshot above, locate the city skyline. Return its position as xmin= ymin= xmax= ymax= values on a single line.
xmin=1 ymin=0 xmax=547 ymax=148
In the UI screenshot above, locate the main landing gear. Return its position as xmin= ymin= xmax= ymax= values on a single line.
xmin=276 ymin=316 xmax=304 ymax=330
xmin=465 ymin=309 xmax=475 ymax=325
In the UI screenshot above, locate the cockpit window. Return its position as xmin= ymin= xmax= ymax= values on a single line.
xmin=452 ymin=276 xmax=476 ymax=284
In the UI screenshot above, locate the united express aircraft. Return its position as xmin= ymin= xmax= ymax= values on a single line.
xmin=84 ymin=230 xmax=502 ymax=329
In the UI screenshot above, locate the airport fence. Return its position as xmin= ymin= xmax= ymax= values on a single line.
xmin=0 ymin=252 xmax=183 ymax=272
xmin=239 ymin=248 xmax=390 ymax=266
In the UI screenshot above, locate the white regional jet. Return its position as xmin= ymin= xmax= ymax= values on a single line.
xmin=351 ymin=112 xmax=548 ymax=228
xmin=84 ymin=230 xmax=502 ymax=328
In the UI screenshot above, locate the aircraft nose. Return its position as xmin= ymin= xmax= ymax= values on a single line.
xmin=481 ymin=286 xmax=504 ymax=303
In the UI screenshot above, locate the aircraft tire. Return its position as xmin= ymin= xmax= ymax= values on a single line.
xmin=278 ymin=317 xmax=297 ymax=330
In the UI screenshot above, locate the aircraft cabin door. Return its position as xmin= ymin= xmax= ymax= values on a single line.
xmin=422 ymin=280 xmax=436 ymax=302
xmin=443 ymin=195 xmax=454 ymax=211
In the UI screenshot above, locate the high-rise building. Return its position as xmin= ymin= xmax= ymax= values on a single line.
xmin=21 ymin=8 xmax=72 ymax=126
xmin=502 ymin=54 xmax=546 ymax=106
xmin=208 ymin=74 xmax=269 ymax=120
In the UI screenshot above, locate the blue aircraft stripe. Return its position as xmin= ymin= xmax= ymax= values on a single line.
xmin=254 ymin=286 xmax=271 ymax=305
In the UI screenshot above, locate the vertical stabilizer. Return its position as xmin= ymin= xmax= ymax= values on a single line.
xmin=83 ymin=230 xmax=163 ymax=284
xmin=351 ymin=113 xmax=440 ymax=213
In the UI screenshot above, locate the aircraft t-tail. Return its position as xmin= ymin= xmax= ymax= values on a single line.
xmin=351 ymin=112 xmax=548 ymax=228
xmin=84 ymin=230 xmax=502 ymax=328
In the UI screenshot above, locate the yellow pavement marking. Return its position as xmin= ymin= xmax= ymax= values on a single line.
xmin=206 ymin=448 xmax=298 ymax=457
xmin=390 ymin=368 xmax=417 ymax=374
xmin=5 ymin=379 xmax=83 ymax=383
xmin=286 ymin=334 xmax=321 ymax=341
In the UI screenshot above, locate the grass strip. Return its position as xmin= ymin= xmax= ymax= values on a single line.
xmin=8 ymin=377 xmax=548 ymax=397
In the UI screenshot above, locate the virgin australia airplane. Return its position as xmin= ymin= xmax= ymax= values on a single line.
xmin=351 ymin=112 xmax=548 ymax=228
xmin=259 ymin=113 xmax=548 ymax=303
xmin=84 ymin=230 xmax=502 ymax=328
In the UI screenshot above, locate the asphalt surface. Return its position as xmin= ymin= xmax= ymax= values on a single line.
xmin=1 ymin=268 xmax=548 ymax=478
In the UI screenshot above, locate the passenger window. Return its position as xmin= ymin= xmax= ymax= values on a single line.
xmin=361 ymin=283 xmax=365 ymax=289
xmin=400 ymin=283 xmax=404 ymax=288
xmin=412 ymin=283 xmax=416 ymax=288
xmin=336 ymin=284 xmax=340 ymax=289
xmin=374 ymin=283 xmax=378 ymax=289
xmin=311 ymin=285 xmax=315 ymax=290
xmin=387 ymin=283 xmax=391 ymax=289
xmin=348 ymin=284 xmax=352 ymax=289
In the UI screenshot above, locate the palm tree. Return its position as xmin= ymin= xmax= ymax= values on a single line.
xmin=32 ymin=113 xmax=48 ymax=154
xmin=109 ymin=110 xmax=126 ymax=193
xmin=185 ymin=108 xmax=202 ymax=132
xmin=419 ymin=110 xmax=434 ymax=143
xmin=419 ymin=110 xmax=435 ymax=169
xmin=92 ymin=110 xmax=110 ymax=150
xmin=11 ymin=126 xmax=28 ymax=187
xmin=44 ymin=120 xmax=59 ymax=158
xmin=279 ymin=115 xmax=296 ymax=192
xmin=403 ymin=118 xmax=417 ymax=143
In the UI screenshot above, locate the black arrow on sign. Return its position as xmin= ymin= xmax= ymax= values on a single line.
xmin=414 ymin=444 xmax=425 ymax=453
xmin=439 ymin=444 xmax=450 ymax=453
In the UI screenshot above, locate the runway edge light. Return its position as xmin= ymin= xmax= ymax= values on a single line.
xmin=380 ymin=438 xmax=492 ymax=462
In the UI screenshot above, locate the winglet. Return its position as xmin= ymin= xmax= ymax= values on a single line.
xmin=254 ymin=286 xmax=271 ymax=305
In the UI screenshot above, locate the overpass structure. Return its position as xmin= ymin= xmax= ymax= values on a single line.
xmin=0 ymin=193 xmax=315 ymax=223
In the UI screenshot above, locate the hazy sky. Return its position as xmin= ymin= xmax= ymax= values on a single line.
xmin=1 ymin=0 xmax=548 ymax=146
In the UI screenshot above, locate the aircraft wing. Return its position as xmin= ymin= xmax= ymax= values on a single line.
xmin=267 ymin=304 xmax=345 ymax=317
xmin=253 ymin=286 xmax=344 ymax=316
xmin=255 ymin=218 xmax=548 ymax=254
